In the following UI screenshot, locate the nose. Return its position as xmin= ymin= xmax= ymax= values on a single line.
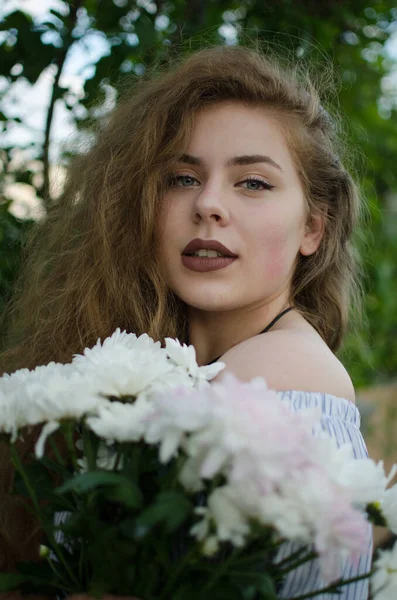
xmin=192 ymin=183 xmax=230 ymax=225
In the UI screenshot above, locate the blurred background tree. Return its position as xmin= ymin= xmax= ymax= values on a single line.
xmin=0 ymin=0 xmax=396 ymax=388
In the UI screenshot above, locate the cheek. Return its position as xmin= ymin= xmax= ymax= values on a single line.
xmin=158 ymin=201 xmax=180 ymax=249
xmin=254 ymin=222 xmax=299 ymax=279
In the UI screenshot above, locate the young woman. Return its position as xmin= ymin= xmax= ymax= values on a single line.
xmin=0 ymin=45 xmax=372 ymax=598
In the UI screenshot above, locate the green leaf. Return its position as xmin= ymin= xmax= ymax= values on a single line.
xmin=172 ymin=582 xmax=199 ymax=600
xmin=56 ymin=470 xmax=127 ymax=493
xmin=134 ymin=490 xmax=192 ymax=536
xmin=232 ymin=572 xmax=278 ymax=599
xmin=16 ymin=560 xmax=55 ymax=581
xmin=0 ymin=573 xmax=29 ymax=592
xmin=204 ymin=584 xmax=242 ymax=600
xmin=105 ymin=484 xmax=143 ymax=509
xmin=39 ymin=455 xmax=71 ymax=478
xmin=134 ymin=14 xmax=158 ymax=52
xmin=12 ymin=460 xmax=54 ymax=499
xmin=56 ymin=470 xmax=143 ymax=508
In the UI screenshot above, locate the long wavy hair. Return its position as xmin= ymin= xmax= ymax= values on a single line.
xmin=0 ymin=44 xmax=365 ymax=569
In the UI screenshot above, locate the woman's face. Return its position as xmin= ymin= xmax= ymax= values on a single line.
xmin=157 ymin=101 xmax=323 ymax=313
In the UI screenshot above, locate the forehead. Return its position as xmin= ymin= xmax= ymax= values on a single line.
xmin=186 ymin=101 xmax=297 ymax=173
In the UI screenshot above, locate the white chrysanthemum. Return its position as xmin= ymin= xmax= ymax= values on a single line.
xmin=329 ymin=454 xmax=397 ymax=508
xmin=145 ymin=366 xmax=196 ymax=397
xmin=382 ymin=483 xmax=397 ymax=535
xmin=0 ymin=362 xmax=102 ymax=440
xmin=258 ymin=491 xmax=312 ymax=542
xmin=0 ymin=389 xmax=21 ymax=440
xmin=21 ymin=369 xmax=103 ymax=424
xmin=191 ymin=487 xmax=250 ymax=548
xmin=1 ymin=361 xmax=76 ymax=392
xmin=371 ymin=541 xmax=397 ymax=600
xmin=164 ymin=337 xmax=225 ymax=382
xmin=0 ymin=367 xmax=32 ymax=390
xmin=144 ymin=386 xmax=212 ymax=463
xmin=182 ymin=374 xmax=321 ymax=483
xmin=86 ymin=397 xmax=153 ymax=443
xmin=73 ymin=341 xmax=174 ymax=398
xmin=72 ymin=329 xmax=142 ymax=362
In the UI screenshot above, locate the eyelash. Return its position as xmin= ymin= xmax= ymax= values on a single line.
xmin=168 ymin=174 xmax=275 ymax=192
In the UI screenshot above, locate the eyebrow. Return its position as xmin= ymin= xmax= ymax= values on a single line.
xmin=178 ymin=153 xmax=283 ymax=172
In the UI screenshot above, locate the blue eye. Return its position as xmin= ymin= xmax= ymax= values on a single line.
xmin=167 ymin=174 xmax=275 ymax=191
xmin=168 ymin=174 xmax=199 ymax=187
xmin=241 ymin=177 xmax=275 ymax=191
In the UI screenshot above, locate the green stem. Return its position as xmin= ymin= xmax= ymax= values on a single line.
xmin=46 ymin=554 xmax=72 ymax=591
xmin=49 ymin=436 xmax=65 ymax=466
xmin=151 ymin=535 xmax=171 ymax=571
xmin=158 ymin=545 xmax=198 ymax=600
xmin=277 ymin=551 xmax=317 ymax=578
xmin=11 ymin=446 xmax=41 ymax=513
xmin=287 ymin=571 xmax=372 ymax=599
xmin=201 ymin=547 xmax=242 ymax=593
xmin=273 ymin=546 xmax=309 ymax=570
xmin=11 ymin=445 xmax=80 ymax=589
xmin=229 ymin=541 xmax=284 ymax=570
xmin=63 ymin=421 xmax=80 ymax=471
xmin=82 ymin=425 xmax=96 ymax=471
xmin=114 ymin=444 xmax=124 ymax=472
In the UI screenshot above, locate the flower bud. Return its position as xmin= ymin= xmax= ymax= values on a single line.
xmin=39 ymin=544 xmax=50 ymax=558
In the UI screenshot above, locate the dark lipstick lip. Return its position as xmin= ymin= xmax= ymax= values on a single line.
xmin=182 ymin=238 xmax=238 ymax=257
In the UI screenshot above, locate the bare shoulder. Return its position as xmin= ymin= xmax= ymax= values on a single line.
xmin=215 ymin=329 xmax=356 ymax=404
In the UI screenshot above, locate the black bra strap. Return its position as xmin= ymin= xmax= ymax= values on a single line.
xmin=207 ymin=306 xmax=294 ymax=364
xmin=259 ymin=306 xmax=294 ymax=334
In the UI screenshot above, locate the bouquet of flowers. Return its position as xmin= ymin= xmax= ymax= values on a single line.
xmin=0 ymin=329 xmax=396 ymax=600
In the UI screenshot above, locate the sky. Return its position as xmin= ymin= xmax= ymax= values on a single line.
xmin=1 ymin=0 xmax=397 ymax=218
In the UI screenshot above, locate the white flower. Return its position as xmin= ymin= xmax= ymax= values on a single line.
xmin=181 ymin=373 xmax=321 ymax=485
xmin=35 ymin=421 xmax=60 ymax=458
xmin=72 ymin=329 xmax=143 ymax=360
xmin=22 ymin=369 xmax=102 ymax=422
xmin=258 ymin=491 xmax=312 ymax=542
xmin=73 ymin=339 xmax=174 ymax=399
xmin=178 ymin=455 xmax=205 ymax=492
xmin=145 ymin=366 xmax=196 ymax=396
xmin=382 ymin=483 xmax=397 ymax=535
xmin=371 ymin=541 xmax=397 ymax=600
xmin=86 ymin=396 xmax=153 ymax=443
xmin=0 ymin=389 xmax=21 ymax=440
xmin=0 ymin=363 xmax=102 ymax=439
xmin=0 ymin=367 xmax=32 ymax=389
xmin=164 ymin=337 xmax=225 ymax=383
xmin=193 ymin=487 xmax=250 ymax=548
xmin=331 ymin=455 xmax=397 ymax=508
xmin=76 ymin=440 xmax=124 ymax=472
xmin=144 ymin=386 xmax=211 ymax=463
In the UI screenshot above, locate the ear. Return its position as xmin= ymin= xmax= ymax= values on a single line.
xmin=299 ymin=213 xmax=325 ymax=256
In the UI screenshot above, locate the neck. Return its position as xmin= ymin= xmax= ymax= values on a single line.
xmin=188 ymin=298 xmax=291 ymax=366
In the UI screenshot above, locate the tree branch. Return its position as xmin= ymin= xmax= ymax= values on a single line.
xmin=40 ymin=0 xmax=84 ymax=210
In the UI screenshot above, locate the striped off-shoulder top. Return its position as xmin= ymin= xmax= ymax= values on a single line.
xmin=273 ymin=389 xmax=373 ymax=600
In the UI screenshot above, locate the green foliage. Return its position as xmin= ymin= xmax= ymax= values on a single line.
xmin=0 ymin=0 xmax=397 ymax=385
xmin=0 ymin=200 xmax=34 ymax=315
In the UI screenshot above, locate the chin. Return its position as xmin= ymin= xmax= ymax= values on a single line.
xmin=179 ymin=292 xmax=237 ymax=313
